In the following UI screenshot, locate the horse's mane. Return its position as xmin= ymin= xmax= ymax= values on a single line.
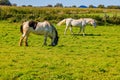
xmin=52 ymin=26 xmax=58 ymax=38
xmin=49 ymin=22 xmax=58 ymax=37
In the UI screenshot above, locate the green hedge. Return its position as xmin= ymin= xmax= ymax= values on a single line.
xmin=0 ymin=6 xmax=120 ymax=25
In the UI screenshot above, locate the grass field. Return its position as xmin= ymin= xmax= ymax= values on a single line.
xmin=0 ymin=21 xmax=120 ymax=80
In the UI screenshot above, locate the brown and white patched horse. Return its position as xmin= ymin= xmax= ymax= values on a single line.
xmin=19 ymin=20 xmax=59 ymax=46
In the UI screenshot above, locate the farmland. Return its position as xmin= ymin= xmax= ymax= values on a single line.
xmin=0 ymin=7 xmax=120 ymax=80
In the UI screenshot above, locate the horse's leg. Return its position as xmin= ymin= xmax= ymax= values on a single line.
xmin=19 ymin=32 xmax=27 ymax=46
xmin=24 ymin=35 xmax=29 ymax=46
xmin=43 ymin=33 xmax=48 ymax=46
xmin=64 ymin=26 xmax=69 ymax=35
xmin=19 ymin=36 xmax=24 ymax=46
xmin=82 ymin=26 xmax=85 ymax=36
xmin=69 ymin=26 xmax=74 ymax=34
xmin=78 ymin=26 xmax=82 ymax=34
xmin=19 ymin=31 xmax=29 ymax=46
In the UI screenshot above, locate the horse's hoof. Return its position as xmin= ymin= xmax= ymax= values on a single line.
xmin=48 ymin=44 xmax=56 ymax=46
xmin=25 ymin=45 xmax=28 ymax=47
xmin=42 ymin=44 xmax=47 ymax=47
xmin=48 ymin=44 xmax=52 ymax=46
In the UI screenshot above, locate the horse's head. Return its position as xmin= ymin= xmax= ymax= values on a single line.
xmin=52 ymin=36 xmax=59 ymax=46
xmin=51 ymin=28 xmax=59 ymax=46
xmin=89 ymin=20 xmax=97 ymax=28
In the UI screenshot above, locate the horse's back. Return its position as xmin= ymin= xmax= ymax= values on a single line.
xmin=71 ymin=20 xmax=81 ymax=26
xmin=71 ymin=19 xmax=87 ymax=27
xmin=32 ymin=21 xmax=53 ymax=34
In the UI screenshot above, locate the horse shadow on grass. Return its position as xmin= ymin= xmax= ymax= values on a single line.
xmin=73 ymin=33 xmax=101 ymax=36
xmin=57 ymin=33 xmax=101 ymax=48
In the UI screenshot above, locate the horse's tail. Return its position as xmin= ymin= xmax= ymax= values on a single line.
xmin=20 ymin=24 xmax=23 ymax=34
xmin=57 ymin=19 xmax=66 ymax=26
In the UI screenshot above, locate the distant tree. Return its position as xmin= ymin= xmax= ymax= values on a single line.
xmin=54 ymin=3 xmax=63 ymax=7
xmin=22 ymin=5 xmax=26 ymax=7
xmin=46 ymin=4 xmax=53 ymax=7
xmin=107 ymin=5 xmax=120 ymax=9
xmin=89 ymin=5 xmax=94 ymax=8
xmin=12 ymin=3 xmax=17 ymax=6
xmin=72 ymin=5 xmax=76 ymax=8
xmin=98 ymin=4 xmax=105 ymax=8
xmin=28 ymin=5 xmax=32 ymax=7
xmin=0 ymin=0 xmax=11 ymax=6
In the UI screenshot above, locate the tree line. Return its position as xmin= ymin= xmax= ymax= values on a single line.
xmin=0 ymin=0 xmax=11 ymax=6
xmin=0 ymin=0 xmax=120 ymax=9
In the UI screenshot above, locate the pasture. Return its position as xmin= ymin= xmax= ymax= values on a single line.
xmin=0 ymin=20 xmax=120 ymax=80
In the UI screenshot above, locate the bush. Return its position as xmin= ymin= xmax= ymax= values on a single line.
xmin=107 ymin=15 xmax=120 ymax=25
xmin=0 ymin=6 xmax=120 ymax=25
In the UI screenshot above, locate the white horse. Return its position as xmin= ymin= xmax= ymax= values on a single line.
xmin=57 ymin=18 xmax=96 ymax=36
xmin=19 ymin=20 xmax=59 ymax=46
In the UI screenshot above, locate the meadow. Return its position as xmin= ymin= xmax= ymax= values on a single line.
xmin=0 ymin=20 xmax=120 ymax=79
xmin=0 ymin=6 xmax=120 ymax=80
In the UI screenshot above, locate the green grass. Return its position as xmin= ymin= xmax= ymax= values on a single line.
xmin=0 ymin=21 xmax=120 ymax=80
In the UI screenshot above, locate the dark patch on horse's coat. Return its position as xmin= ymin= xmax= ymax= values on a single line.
xmin=29 ymin=21 xmax=38 ymax=29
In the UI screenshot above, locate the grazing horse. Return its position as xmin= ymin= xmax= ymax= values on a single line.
xmin=19 ymin=20 xmax=59 ymax=46
xmin=57 ymin=18 xmax=86 ymax=36
xmin=57 ymin=18 xmax=96 ymax=36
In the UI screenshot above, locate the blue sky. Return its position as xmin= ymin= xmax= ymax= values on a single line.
xmin=9 ymin=0 xmax=120 ymax=7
